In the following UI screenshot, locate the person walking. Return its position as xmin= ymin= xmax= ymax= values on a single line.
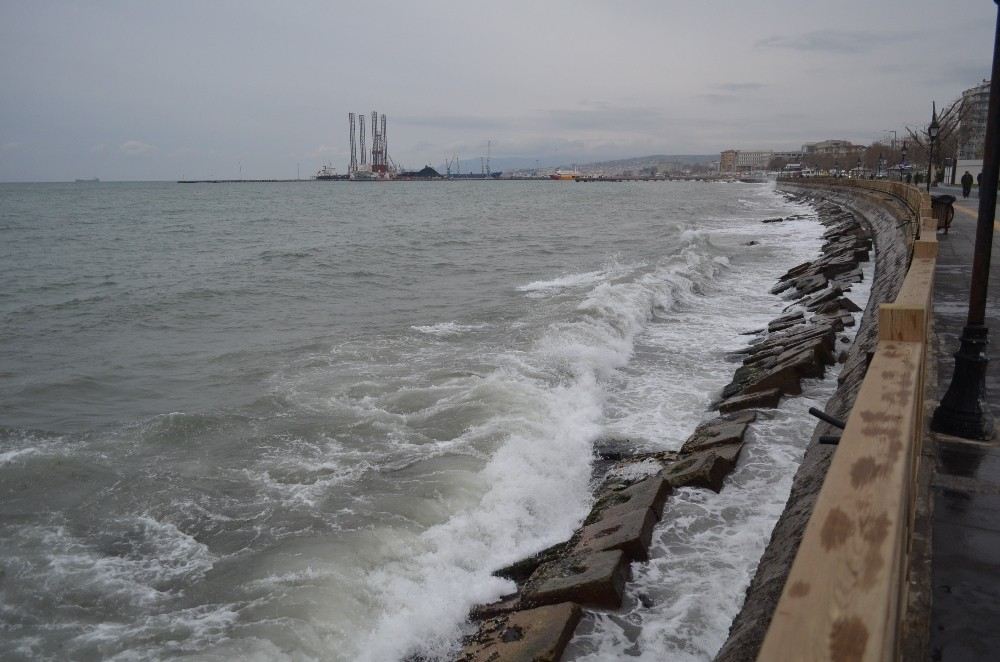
xmin=962 ymin=170 xmax=974 ymax=198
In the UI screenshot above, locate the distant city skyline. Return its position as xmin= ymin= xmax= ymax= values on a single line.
xmin=1 ymin=0 xmax=996 ymax=181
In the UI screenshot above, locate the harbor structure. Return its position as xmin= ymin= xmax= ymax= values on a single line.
xmin=347 ymin=110 xmax=392 ymax=179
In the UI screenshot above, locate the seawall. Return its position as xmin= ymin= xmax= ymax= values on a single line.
xmin=715 ymin=182 xmax=916 ymax=662
xmin=456 ymin=183 xmax=895 ymax=661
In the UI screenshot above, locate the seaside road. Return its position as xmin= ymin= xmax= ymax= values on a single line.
xmin=929 ymin=192 xmax=1000 ymax=661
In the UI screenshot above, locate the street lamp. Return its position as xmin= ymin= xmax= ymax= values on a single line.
xmin=878 ymin=151 xmax=885 ymax=178
xmin=901 ymin=142 xmax=908 ymax=182
xmin=856 ymin=157 xmax=862 ymax=178
xmin=834 ymin=159 xmax=840 ymax=178
xmin=932 ymin=1 xmax=999 ymax=440
xmin=927 ymin=102 xmax=941 ymax=192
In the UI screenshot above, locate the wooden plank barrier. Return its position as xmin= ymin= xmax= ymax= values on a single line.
xmin=759 ymin=179 xmax=938 ymax=661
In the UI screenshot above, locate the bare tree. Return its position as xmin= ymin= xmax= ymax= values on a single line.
xmin=905 ymin=97 xmax=970 ymax=181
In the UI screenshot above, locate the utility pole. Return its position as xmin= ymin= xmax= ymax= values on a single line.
xmin=932 ymin=2 xmax=999 ymax=439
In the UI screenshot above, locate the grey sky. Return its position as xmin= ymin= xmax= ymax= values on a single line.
xmin=1 ymin=0 xmax=995 ymax=181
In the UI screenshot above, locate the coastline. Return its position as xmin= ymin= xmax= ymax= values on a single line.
xmin=715 ymin=182 xmax=915 ymax=661
xmin=457 ymin=184 xmax=892 ymax=661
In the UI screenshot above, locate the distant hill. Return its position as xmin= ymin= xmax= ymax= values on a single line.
xmin=437 ymin=154 xmax=717 ymax=176
xmin=573 ymin=154 xmax=717 ymax=175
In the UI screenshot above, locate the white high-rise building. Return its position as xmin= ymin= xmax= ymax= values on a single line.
xmin=959 ymin=80 xmax=991 ymax=160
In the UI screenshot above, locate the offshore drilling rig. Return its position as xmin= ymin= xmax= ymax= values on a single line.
xmin=348 ymin=111 xmax=392 ymax=179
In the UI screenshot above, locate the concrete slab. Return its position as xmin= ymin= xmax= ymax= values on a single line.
xmin=459 ymin=602 xmax=583 ymax=662
xmin=524 ymin=550 xmax=629 ymax=610
xmin=718 ymin=388 xmax=782 ymax=413
xmin=576 ymin=506 xmax=657 ymax=561
xmin=663 ymin=443 xmax=742 ymax=492
xmin=592 ymin=473 xmax=671 ymax=523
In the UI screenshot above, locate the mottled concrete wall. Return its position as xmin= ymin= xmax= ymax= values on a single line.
xmin=714 ymin=183 xmax=914 ymax=662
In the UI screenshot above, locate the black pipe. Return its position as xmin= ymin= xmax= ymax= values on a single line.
xmin=808 ymin=406 xmax=846 ymax=430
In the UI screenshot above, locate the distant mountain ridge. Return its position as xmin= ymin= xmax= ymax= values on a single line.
xmin=437 ymin=154 xmax=717 ymax=176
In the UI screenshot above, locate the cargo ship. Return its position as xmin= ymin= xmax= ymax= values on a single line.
xmin=314 ymin=165 xmax=348 ymax=180
xmin=550 ymin=169 xmax=580 ymax=180
xmin=447 ymin=172 xmax=502 ymax=179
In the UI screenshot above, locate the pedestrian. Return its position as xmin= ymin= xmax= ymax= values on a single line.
xmin=961 ymin=170 xmax=974 ymax=198
xmin=977 ymin=172 xmax=983 ymax=189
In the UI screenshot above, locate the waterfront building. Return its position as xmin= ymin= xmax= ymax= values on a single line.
xmin=735 ymin=150 xmax=773 ymax=171
xmin=801 ymin=140 xmax=865 ymax=157
xmin=720 ymin=149 xmax=738 ymax=173
xmin=959 ymin=79 xmax=990 ymax=160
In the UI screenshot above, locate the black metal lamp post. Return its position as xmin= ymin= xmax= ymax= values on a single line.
xmin=932 ymin=2 xmax=999 ymax=440
xmin=926 ymin=103 xmax=940 ymax=193
xmin=879 ymin=151 xmax=884 ymax=178
xmin=856 ymin=157 xmax=862 ymax=178
xmin=901 ymin=142 xmax=908 ymax=182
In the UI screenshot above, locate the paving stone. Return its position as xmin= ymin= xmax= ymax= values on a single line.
xmin=459 ymin=602 xmax=583 ymax=662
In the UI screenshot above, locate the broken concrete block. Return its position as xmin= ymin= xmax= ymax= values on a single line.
xmin=494 ymin=540 xmax=574 ymax=584
xmin=524 ymin=551 xmax=629 ymax=610
xmin=576 ymin=507 xmax=657 ymax=561
xmin=803 ymin=285 xmax=844 ymax=311
xmin=775 ymin=336 xmax=834 ymax=367
xmin=663 ymin=444 xmax=743 ymax=492
xmin=718 ymin=388 xmax=782 ymax=413
xmin=742 ymin=361 xmax=802 ymax=396
xmin=591 ymin=473 xmax=671 ymax=523
xmin=459 ymin=602 xmax=583 ymax=662
xmin=681 ymin=416 xmax=753 ymax=454
xmin=471 ymin=593 xmax=523 ymax=620
xmin=778 ymin=261 xmax=815 ymax=281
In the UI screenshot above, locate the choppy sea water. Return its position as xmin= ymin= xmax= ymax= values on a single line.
xmin=0 ymin=180 xmax=868 ymax=661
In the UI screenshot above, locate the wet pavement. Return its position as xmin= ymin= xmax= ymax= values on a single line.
xmin=928 ymin=188 xmax=1000 ymax=661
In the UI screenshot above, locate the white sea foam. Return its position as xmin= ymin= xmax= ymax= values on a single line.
xmin=45 ymin=517 xmax=214 ymax=606
xmin=517 ymin=269 xmax=606 ymax=293
xmin=564 ymin=188 xmax=878 ymax=661
xmin=411 ymin=322 xmax=489 ymax=336
xmin=350 ymin=229 xmax=741 ymax=661
xmin=517 ymin=255 xmax=636 ymax=297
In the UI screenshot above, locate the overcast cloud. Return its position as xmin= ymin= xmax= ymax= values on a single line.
xmin=0 ymin=0 xmax=995 ymax=181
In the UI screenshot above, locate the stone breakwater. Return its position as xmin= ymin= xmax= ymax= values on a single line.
xmin=451 ymin=185 xmax=905 ymax=662
xmin=715 ymin=182 xmax=913 ymax=662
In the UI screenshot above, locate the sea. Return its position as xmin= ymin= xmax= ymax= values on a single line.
xmin=0 ymin=180 xmax=871 ymax=661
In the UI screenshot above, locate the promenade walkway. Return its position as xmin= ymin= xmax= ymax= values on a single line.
xmin=928 ymin=188 xmax=1000 ymax=661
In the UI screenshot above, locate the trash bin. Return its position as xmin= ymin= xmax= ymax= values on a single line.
xmin=931 ymin=194 xmax=956 ymax=234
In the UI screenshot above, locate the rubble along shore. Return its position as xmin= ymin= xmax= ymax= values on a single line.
xmin=715 ymin=182 xmax=913 ymax=662
xmin=453 ymin=183 xmax=912 ymax=662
